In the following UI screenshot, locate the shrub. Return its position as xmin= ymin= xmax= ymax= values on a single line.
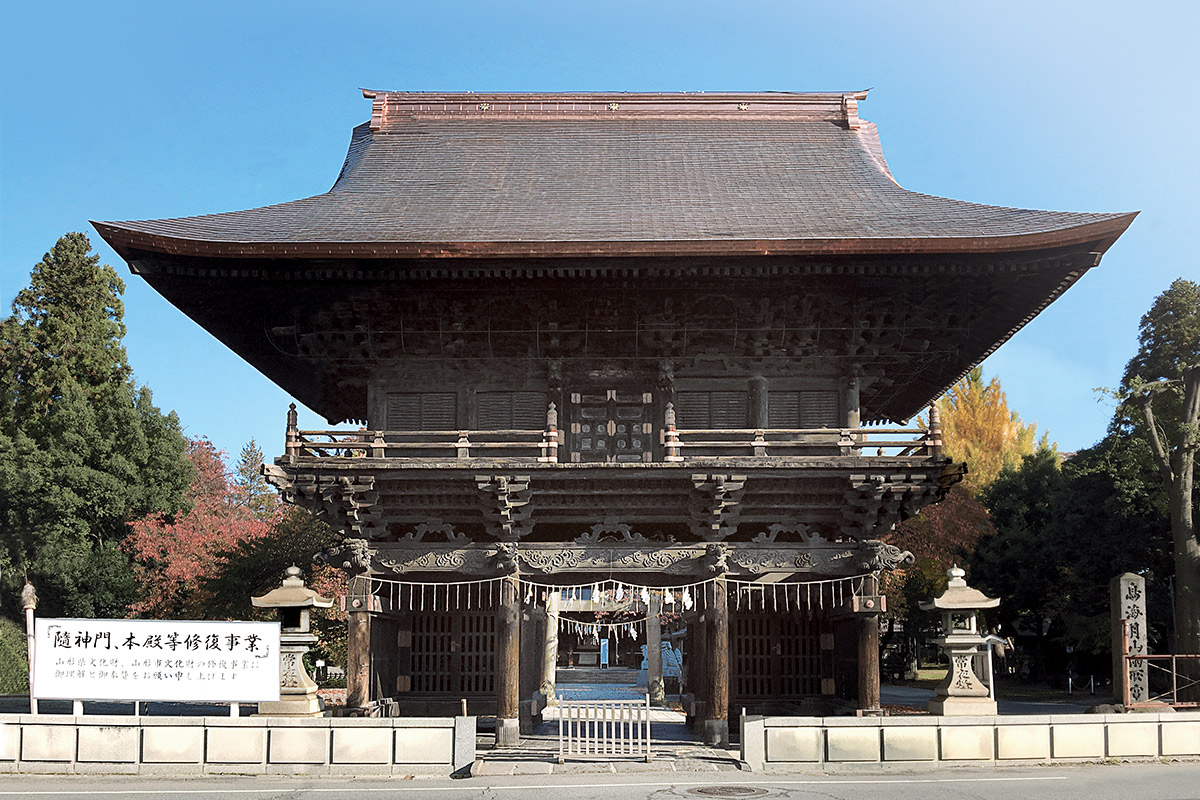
xmin=0 ymin=617 xmax=29 ymax=694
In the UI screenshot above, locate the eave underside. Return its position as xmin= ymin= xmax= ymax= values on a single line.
xmin=120 ymin=247 xmax=1106 ymax=424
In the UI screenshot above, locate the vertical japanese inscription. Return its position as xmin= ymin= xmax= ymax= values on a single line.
xmin=1110 ymin=573 xmax=1148 ymax=704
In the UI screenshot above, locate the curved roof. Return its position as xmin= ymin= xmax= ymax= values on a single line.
xmin=94 ymin=91 xmax=1135 ymax=260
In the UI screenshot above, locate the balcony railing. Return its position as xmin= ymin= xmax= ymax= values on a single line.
xmin=281 ymin=401 xmax=943 ymax=464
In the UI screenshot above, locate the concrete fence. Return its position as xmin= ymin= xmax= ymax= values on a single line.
xmin=0 ymin=714 xmax=475 ymax=775
xmin=741 ymin=712 xmax=1200 ymax=771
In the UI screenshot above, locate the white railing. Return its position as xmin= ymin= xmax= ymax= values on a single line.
xmin=557 ymin=694 xmax=651 ymax=762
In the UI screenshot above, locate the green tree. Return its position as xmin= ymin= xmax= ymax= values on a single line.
xmin=1115 ymin=278 xmax=1200 ymax=655
xmin=971 ymin=438 xmax=1174 ymax=682
xmin=0 ymin=233 xmax=191 ymax=618
xmin=235 ymin=439 xmax=277 ymax=520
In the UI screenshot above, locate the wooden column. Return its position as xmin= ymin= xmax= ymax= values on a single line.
xmin=687 ymin=610 xmax=708 ymax=731
xmin=856 ymin=575 xmax=882 ymax=713
xmin=346 ymin=608 xmax=372 ymax=713
xmin=845 ymin=374 xmax=861 ymax=429
xmin=857 ymin=615 xmax=881 ymax=712
xmin=647 ymin=592 xmax=665 ymax=705
xmin=496 ymin=575 xmax=521 ymax=746
xmin=704 ymin=578 xmax=730 ymax=746
xmin=748 ymin=375 xmax=768 ymax=428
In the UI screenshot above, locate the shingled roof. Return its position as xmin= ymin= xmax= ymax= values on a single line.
xmin=94 ymin=91 xmax=1134 ymax=259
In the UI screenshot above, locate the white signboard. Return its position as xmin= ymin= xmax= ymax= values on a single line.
xmin=33 ymin=618 xmax=281 ymax=703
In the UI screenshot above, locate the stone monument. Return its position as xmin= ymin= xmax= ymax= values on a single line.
xmin=1110 ymin=572 xmax=1148 ymax=705
xmin=921 ymin=566 xmax=1000 ymax=715
xmin=252 ymin=565 xmax=334 ymax=717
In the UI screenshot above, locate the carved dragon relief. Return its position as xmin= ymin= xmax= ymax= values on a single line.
xmin=857 ymin=540 xmax=915 ymax=572
xmin=402 ymin=519 xmax=467 ymax=544
xmin=574 ymin=517 xmax=676 ymax=544
xmin=362 ymin=540 xmax=877 ymax=578
xmin=315 ymin=538 xmax=373 ymax=576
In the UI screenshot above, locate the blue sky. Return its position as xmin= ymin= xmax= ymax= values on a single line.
xmin=3 ymin=1 xmax=1197 ymax=461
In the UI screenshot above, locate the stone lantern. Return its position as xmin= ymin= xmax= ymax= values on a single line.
xmin=252 ymin=565 xmax=334 ymax=717
xmin=919 ymin=565 xmax=1000 ymax=715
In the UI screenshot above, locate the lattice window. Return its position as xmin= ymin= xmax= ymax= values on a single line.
xmin=733 ymin=615 xmax=773 ymax=698
xmin=676 ymin=390 xmax=748 ymax=429
xmin=767 ymin=390 xmax=840 ymax=428
xmin=778 ymin=615 xmax=824 ymax=696
xmin=386 ymin=392 xmax=456 ymax=430
xmin=568 ymin=389 xmax=653 ymax=463
xmin=458 ymin=614 xmax=496 ymax=695
xmin=408 ymin=612 xmax=496 ymax=695
xmin=410 ymin=613 xmax=453 ymax=693
xmin=477 ymin=391 xmax=546 ymax=430
xmin=732 ymin=612 xmax=827 ymax=698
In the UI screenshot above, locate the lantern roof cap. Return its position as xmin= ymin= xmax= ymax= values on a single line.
xmin=251 ymin=565 xmax=334 ymax=609
xmin=919 ymin=565 xmax=999 ymax=611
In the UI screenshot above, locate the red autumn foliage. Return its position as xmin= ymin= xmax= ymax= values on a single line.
xmin=890 ymin=484 xmax=995 ymax=567
xmin=125 ymin=438 xmax=278 ymax=618
xmin=882 ymin=484 xmax=997 ymax=619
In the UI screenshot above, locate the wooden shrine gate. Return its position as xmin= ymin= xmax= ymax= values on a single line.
xmin=557 ymin=695 xmax=652 ymax=762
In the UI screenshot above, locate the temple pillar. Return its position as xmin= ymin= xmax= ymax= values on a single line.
xmin=845 ymin=374 xmax=861 ymax=429
xmin=346 ymin=608 xmax=372 ymax=713
xmin=857 ymin=614 xmax=881 ymax=713
xmin=541 ymin=590 xmax=559 ymax=704
xmin=855 ymin=574 xmax=882 ymax=713
xmin=647 ymin=592 xmax=665 ymax=705
xmin=748 ymin=375 xmax=768 ymax=428
xmin=686 ymin=609 xmax=708 ymax=730
xmin=704 ymin=578 xmax=730 ymax=747
xmin=496 ymin=575 xmax=521 ymax=746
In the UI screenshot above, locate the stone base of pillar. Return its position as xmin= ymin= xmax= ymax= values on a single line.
xmin=929 ymin=696 xmax=997 ymax=716
xmin=703 ymin=718 xmax=729 ymax=747
xmin=649 ymin=676 xmax=666 ymax=706
xmin=256 ymin=695 xmax=325 ymax=717
xmin=496 ymin=717 xmax=521 ymax=746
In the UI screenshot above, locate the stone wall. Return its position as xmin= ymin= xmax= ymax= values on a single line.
xmin=0 ymin=714 xmax=474 ymax=775
xmin=740 ymin=713 xmax=1200 ymax=771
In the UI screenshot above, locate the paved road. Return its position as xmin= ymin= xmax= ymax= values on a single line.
xmin=2 ymin=763 xmax=1199 ymax=800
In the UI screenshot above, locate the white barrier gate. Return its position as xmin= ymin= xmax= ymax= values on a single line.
xmin=557 ymin=695 xmax=651 ymax=762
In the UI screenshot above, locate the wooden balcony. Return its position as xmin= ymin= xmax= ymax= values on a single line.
xmin=279 ymin=401 xmax=943 ymax=465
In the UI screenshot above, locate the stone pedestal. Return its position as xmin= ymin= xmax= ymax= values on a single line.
xmin=541 ymin=591 xmax=559 ymax=705
xmin=647 ymin=592 xmax=665 ymax=706
xmin=928 ymin=644 xmax=996 ymax=715
xmin=257 ymin=636 xmax=325 ymax=716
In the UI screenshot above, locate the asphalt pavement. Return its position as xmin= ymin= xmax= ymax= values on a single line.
xmin=2 ymin=763 xmax=1199 ymax=800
